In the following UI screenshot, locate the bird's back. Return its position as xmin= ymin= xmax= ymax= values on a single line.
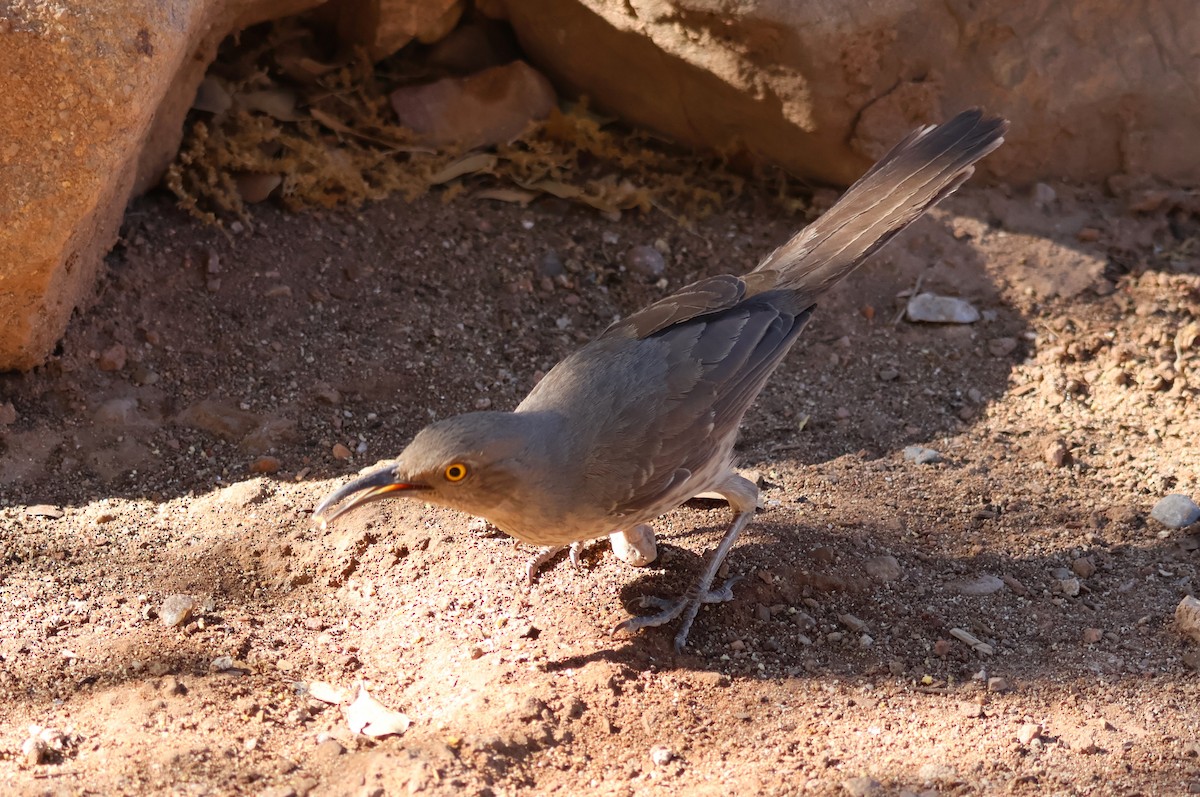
xmin=516 ymin=110 xmax=1008 ymax=531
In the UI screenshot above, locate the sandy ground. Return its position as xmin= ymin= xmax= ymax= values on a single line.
xmin=1 ymin=179 xmax=1199 ymax=796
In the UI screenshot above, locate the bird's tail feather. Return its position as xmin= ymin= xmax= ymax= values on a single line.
xmin=755 ymin=109 xmax=1008 ymax=303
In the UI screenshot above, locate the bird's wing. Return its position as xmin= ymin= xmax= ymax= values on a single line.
xmin=595 ymin=297 xmax=814 ymax=517
xmin=602 ymin=271 xmax=781 ymax=340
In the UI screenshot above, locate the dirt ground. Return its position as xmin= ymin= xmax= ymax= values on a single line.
xmin=1 ymin=176 xmax=1199 ymax=796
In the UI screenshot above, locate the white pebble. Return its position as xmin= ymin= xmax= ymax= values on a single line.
xmin=649 ymin=745 xmax=674 ymax=766
xmin=906 ymin=293 xmax=980 ymax=324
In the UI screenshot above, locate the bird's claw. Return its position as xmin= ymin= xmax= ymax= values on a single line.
xmin=525 ymin=541 xmax=588 ymax=585
xmin=612 ymin=575 xmax=744 ymax=651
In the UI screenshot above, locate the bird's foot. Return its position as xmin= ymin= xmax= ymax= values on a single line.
xmin=613 ymin=575 xmax=744 ymax=651
xmin=525 ymin=541 xmax=588 ymax=585
xmin=526 ymin=527 xmax=657 ymax=585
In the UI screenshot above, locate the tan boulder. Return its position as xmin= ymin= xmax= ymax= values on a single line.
xmin=499 ymin=0 xmax=1200 ymax=187
xmin=390 ymin=61 xmax=557 ymax=150
xmin=319 ymin=0 xmax=464 ymax=59
xmin=0 ymin=0 xmax=323 ymax=372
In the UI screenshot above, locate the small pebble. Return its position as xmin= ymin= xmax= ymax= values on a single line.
xmin=160 ymin=594 xmax=197 ymax=628
xmin=754 ymin=604 xmax=771 ymax=622
xmin=1071 ymin=558 xmax=1097 ymax=579
xmin=918 ymin=762 xmax=962 ymax=786
xmin=249 ymin=455 xmax=281 ymax=474
xmin=313 ymin=738 xmax=345 ymax=765
xmin=1002 ymin=574 xmax=1030 ymax=596
xmin=1176 ymin=596 xmax=1200 ymax=643
xmin=987 ymin=337 xmax=1019 ymax=357
xmin=1082 ymin=627 xmax=1103 ymax=644
xmin=953 ymin=574 xmax=1005 ymax=596
xmin=313 ymin=384 xmax=342 ymax=405
xmin=957 ymin=701 xmax=983 ymax=718
xmin=863 ymin=555 xmax=902 ymax=582
xmin=841 ymin=776 xmax=883 ymax=797
xmin=1056 ymin=577 xmax=1081 ymax=597
xmin=906 ymin=293 xmax=980 ymax=324
xmin=1017 ymin=723 xmax=1042 ymax=745
xmin=22 ymin=737 xmax=48 ymax=766
xmin=625 ymin=245 xmax=666 ymax=279
xmin=1043 ymin=437 xmax=1071 ymax=468
xmin=211 ymin=655 xmax=236 ymax=671
xmin=649 ymin=745 xmax=674 ymax=766
xmin=331 ymin=443 xmax=352 ymax=460
xmin=1151 ymin=495 xmax=1200 ymax=528
xmin=987 ymin=676 xmax=1012 ymax=693
xmin=160 ymin=676 xmax=187 ymax=695
xmin=537 ymin=251 xmax=565 ymax=278
xmin=903 ymin=445 xmax=943 ymax=464
xmin=98 ymin=343 xmax=128 ymax=371
xmin=839 ymin=613 xmax=868 ymax=633
xmin=1033 ymin=182 xmax=1057 ymax=207
xmin=810 ymin=546 xmax=836 ymax=563
xmin=793 ymin=611 xmax=816 ymax=631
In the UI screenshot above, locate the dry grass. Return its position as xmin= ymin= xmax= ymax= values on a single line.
xmin=166 ymin=19 xmax=803 ymax=228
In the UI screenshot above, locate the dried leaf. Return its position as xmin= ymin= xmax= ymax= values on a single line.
xmin=429 ymin=153 xmax=497 ymax=185
xmin=26 ymin=505 xmax=64 ymax=519
xmin=236 ymin=173 xmax=283 ymax=203
xmin=308 ymin=108 xmax=433 ymax=153
xmin=193 ymin=77 xmax=232 ymax=115
xmin=343 ymin=683 xmax=411 ymax=737
xmin=474 ymin=187 xmax=538 ymax=205
xmin=238 ymin=89 xmax=303 ymax=122
xmin=517 ymin=179 xmax=583 ymax=200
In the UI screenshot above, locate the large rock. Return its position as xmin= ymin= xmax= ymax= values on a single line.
xmin=0 ymin=0 xmax=472 ymax=372
xmin=499 ymin=0 xmax=1200 ymax=187
xmin=320 ymin=0 xmax=463 ymax=59
xmin=0 ymin=0 xmax=325 ymax=372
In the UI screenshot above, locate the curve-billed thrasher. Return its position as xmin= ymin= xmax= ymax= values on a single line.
xmin=314 ymin=110 xmax=1007 ymax=650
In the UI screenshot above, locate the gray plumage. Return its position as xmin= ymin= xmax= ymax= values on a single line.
xmin=314 ymin=109 xmax=1008 ymax=650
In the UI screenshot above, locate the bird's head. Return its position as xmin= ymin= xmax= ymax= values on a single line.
xmin=312 ymin=412 xmax=542 ymax=528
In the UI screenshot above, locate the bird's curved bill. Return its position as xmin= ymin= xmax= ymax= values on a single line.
xmin=311 ymin=466 xmax=427 ymax=528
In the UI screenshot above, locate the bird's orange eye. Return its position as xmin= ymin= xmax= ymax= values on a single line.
xmin=444 ymin=463 xmax=468 ymax=482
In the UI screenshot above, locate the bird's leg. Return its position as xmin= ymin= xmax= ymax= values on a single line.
xmin=525 ymin=541 xmax=590 ymax=585
xmin=527 ymin=525 xmax=659 ymax=585
xmin=610 ymin=524 xmax=658 ymax=566
xmin=613 ymin=474 xmax=758 ymax=651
